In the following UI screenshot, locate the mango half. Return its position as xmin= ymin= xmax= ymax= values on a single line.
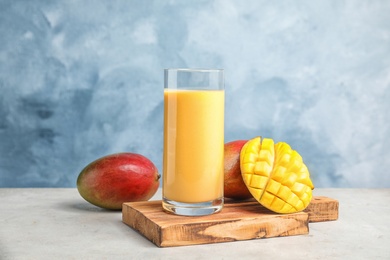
xmin=240 ymin=137 xmax=314 ymax=213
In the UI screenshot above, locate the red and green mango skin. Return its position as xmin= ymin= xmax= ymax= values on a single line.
xmin=77 ymin=153 xmax=160 ymax=210
xmin=224 ymin=140 xmax=252 ymax=200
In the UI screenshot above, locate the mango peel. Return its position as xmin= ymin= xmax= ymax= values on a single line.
xmin=240 ymin=137 xmax=314 ymax=213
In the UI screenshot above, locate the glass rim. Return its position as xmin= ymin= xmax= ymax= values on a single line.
xmin=164 ymin=68 xmax=224 ymax=73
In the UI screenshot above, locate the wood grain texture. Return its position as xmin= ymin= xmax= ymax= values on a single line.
xmin=305 ymin=196 xmax=339 ymax=222
xmin=122 ymin=196 xmax=338 ymax=247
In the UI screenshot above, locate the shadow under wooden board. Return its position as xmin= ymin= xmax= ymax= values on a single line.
xmin=122 ymin=196 xmax=339 ymax=247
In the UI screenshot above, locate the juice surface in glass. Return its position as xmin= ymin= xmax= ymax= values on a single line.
xmin=163 ymin=89 xmax=224 ymax=203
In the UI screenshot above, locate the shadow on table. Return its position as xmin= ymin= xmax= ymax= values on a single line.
xmin=55 ymin=200 xmax=158 ymax=248
xmin=58 ymin=200 xmax=120 ymax=213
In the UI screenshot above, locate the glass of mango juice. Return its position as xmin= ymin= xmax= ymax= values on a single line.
xmin=162 ymin=68 xmax=224 ymax=216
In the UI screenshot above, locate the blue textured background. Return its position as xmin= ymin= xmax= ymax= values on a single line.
xmin=1 ymin=1 xmax=389 ymax=188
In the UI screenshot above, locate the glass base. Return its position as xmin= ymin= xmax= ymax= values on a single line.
xmin=162 ymin=197 xmax=224 ymax=216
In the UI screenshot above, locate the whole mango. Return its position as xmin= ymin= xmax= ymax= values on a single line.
xmin=77 ymin=152 xmax=160 ymax=210
xmin=224 ymin=140 xmax=252 ymax=200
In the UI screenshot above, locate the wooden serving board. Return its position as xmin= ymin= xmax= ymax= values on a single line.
xmin=122 ymin=196 xmax=338 ymax=247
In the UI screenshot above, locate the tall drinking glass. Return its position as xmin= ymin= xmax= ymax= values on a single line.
xmin=163 ymin=68 xmax=224 ymax=216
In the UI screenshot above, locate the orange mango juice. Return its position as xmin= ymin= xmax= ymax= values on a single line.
xmin=163 ymin=89 xmax=224 ymax=203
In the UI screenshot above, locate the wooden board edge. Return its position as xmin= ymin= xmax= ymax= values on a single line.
xmin=122 ymin=202 xmax=162 ymax=247
xmin=305 ymin=196 xmax=339 ymax=222
xmin=159 ymin=212 xmax=309 ymax=247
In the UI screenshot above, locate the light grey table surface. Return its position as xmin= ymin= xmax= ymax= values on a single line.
xmin=1 ymin=188 xmax=389 ymax=260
